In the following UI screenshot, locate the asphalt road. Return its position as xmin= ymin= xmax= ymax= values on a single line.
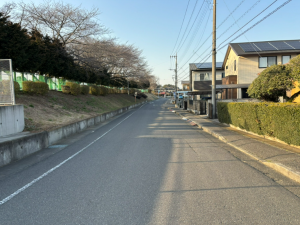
xmin=1 ymin=98 xmax=300 ymax=224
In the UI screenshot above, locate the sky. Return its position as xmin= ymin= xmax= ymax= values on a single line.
xmin=16 ymin=0 xmax=300 ymax=87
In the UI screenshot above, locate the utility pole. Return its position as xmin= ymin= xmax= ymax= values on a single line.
xmin=212 ymin=0 xmax=217 ymax=119
xmin=170 ymin=54 xmax=178 ymax=105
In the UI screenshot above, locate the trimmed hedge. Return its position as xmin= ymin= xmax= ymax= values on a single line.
xmin=22 ymin=81 xmax=49 ymax=95
xmin=80 ymin=85 xmax=89 ymax=95
xmin=62 ymin=85 xmax=71 ymax=94
xmin=217 ymin=102 xmax=300 ymax=146
xmin=89 ymin=85 xmax=100 ymax=96
xmin=1 ymin=80 xmax=20 ymax=94
xmin=65 ymin=82 xmax=80 ymax=95
xmin=14 ymin=81 xmax=20 ymax=94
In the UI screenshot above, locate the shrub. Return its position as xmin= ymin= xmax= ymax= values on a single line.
xmin=35 ymin=81 xmax=49 ymax=95
xmin=22 ymin=81 xmax=48 ymax=95
xmin=62 ymin=85 xmax=71 ymax=94
xmin=217 ymin=102 xmax=300 ymax=146
xmin=14 ymin=81 xmax=20 ymax=94
xmin=65 ymin=82 xmax=80 ymax=95
xmin=99 ymin=86 xmax=107 ymax=96
xmin=80 ymin=85 xmax=89 ymax=95
xmin=1 ymin=80 xmax=20 ymax=95
xmin=89 ymin=85 xmax=100 ymax=96
xmin=247 ymin=65 xmax=293 ymax=101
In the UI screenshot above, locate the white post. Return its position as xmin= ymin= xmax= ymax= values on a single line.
xmin=10 ymin=59 xmax=15 ymax=105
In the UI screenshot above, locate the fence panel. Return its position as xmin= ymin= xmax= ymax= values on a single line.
xmin=0 ymin=59 xmax=15 ymax=105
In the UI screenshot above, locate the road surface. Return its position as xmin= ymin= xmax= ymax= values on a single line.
xmin=1 ymin=98 xmax=300 ymax=224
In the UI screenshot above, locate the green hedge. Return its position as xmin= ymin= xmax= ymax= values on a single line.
xmin=22 ymin=81 xmax=49 ymax=95
xmin=80 ymin=85 xmax=89 ymax=95
xmin=65 ymin=82 xmax=80 ymax=95
xmin=217 ymin=102 xmax=300 ymax=146
xmin=1 ymin=80 xmax=20 ymax=94
xmin=89 ymin=85 xmax=100 ymax=96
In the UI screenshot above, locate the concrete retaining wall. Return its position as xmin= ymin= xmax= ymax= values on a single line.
xmin=0 ymin=103 xmax=143 ymax=167
xmin=0 ymin=105 xmax=25 ymax=137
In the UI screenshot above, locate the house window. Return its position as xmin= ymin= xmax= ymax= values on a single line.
xmin=259 ymin=56 xmax=277 ymax=68
xmin=200 ymin=73 xmax=205 ymax=81
xmin=195 ymin=74 xmax=200 ymax=81
xmin=282 ymin=55 xmax=291 ymax=65
xmin=226 ymin=65 xmax=228 ymax=70
xmin=234 ymin=60 xmax=236 ymax=71
xmin=222 ymin=72 xmax=225 ymax=78
xmin=204 ymin=73 xmax=210 ymax=81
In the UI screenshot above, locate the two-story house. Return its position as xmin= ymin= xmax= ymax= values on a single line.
xmin=222 ymin=40 xmax=300 ymax=99
xmin=188 ymin=62 xmax=224 ymax=100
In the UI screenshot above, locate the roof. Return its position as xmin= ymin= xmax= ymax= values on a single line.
xmin=223 ymin=39 xmax=300 ymax=68
xmin=230 ymin=40 xmax=300 ymax=56
xmin=181 ymin=81 xmax=189 ymax=84
xmin=189 ymin=62 xmax=223 ymax=71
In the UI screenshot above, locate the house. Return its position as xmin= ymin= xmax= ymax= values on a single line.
xmin=181 ymin=80 xmax=190 ymax=91
xmin=188 ymin=62 xmax=224 ymax=100
xmin=222 ymin=40 xmax=300 ymax=99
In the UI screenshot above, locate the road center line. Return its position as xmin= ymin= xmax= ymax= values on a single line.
xmin=0 ymin=104 xmax=145 ymax=206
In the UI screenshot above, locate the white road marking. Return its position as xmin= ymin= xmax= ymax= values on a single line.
xmin=0 ymin=104 xmax=145 ymax=206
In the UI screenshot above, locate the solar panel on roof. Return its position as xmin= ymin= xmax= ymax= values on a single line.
xmin=239 ymin=43 xmax=261 ymax=52
xmin=270 ymin=41 xmax=294 ymax=50
xmin=285 ymin=41 xmax=300 ymax=50
xmin=195 ymin=62 xmax=223 ymax=69
xmin=254 ymin=42 xmax=276 ymax=51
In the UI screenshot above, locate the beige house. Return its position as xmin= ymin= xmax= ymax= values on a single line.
xmin=181 ymin=80 xmax=190 ymax=91
xmin=222 ymin=40 xmax=300 ymax=98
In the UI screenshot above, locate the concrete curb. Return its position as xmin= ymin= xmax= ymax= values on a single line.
xmin=174 ymin=111 xmax=300 ymax=184
xmin=0 ymin=102 xmax=145 ymax=168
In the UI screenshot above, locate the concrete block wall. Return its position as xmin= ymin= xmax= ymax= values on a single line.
xmin=0 ymin=105 xmax=25 ymax=137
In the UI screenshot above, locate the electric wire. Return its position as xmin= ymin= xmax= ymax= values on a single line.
xmin=176 ymin=0 xmax=279 ymax=78
xmin=176 ymin=0 xmax=208 ymax=54
xmin=180 ymin=2 xmax=211 ymax=62
xmin=174 ymin=0 xmax=200 ymax=54
xmin=177 ymin=0 xmax=262 ymax=75
xmin=171 ymin=0 xmax=191 ymax=55
xmin=177 ymin=0 xmax=293 ymax=82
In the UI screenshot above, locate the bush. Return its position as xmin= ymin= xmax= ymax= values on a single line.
xmin=65 ymin=82 xmax=80 ymax=95
xmin=99 ymin=86 xmax=107 ymax=96
xmin=62 ymin=85 xmax=71 ymax=94
xmin=217 ymin=102 xmax=300 ymax=146
xmin=22 ymin=81 xmax=35 ymax=94
xmin=35 ymin=81 xmax=49 ymax=95
xmin=22 ymin=81 xmax=48 ymax=95
xmin=14 ymin=81 xmax=20 ymax=94
xmin=80 ymin=85 xmax=89 ymax=95
xmin=1 ymin=80 xmax=20 ymax=95
xmin=89 ymin=85 xmax=100 ymax=96
xmin=247 ymin=65 xmax=293 ymax=101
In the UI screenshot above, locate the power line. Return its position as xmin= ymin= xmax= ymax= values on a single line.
xmin=174 ymin=0 xmax=200 ymax=54
xmin=178 ymin=0 xmax=293 ymax=82
xmin=176 ymin=0 xmax=208 ymax=54
xmin=177 ymin=0 xmax=262 ymax=75
xmin=177 ymin=0 xmax=278 ymax=78
xmin=217 ymin=0 xmax=279 ymax=50
xmin=171 ymin=0 xmax=191 ymax=55
xmin=217 ymin=0 xmax=246 ymax=29
xmin=179 ymin=2 xmax=211 ymax=62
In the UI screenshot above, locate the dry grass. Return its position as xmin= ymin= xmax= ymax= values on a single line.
xmin=16 ymin=91 xmax=157 ymax=132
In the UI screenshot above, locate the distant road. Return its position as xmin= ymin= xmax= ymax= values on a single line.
xmin=1 ymin=98 xmax=300 ymax=224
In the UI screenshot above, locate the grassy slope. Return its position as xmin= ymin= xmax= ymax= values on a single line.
xmin=15 ymin=91 xmax=157 ymax=133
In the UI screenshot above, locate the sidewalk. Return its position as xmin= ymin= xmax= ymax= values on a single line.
xmin=168 ymin=103 xmax=300 ymax=184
